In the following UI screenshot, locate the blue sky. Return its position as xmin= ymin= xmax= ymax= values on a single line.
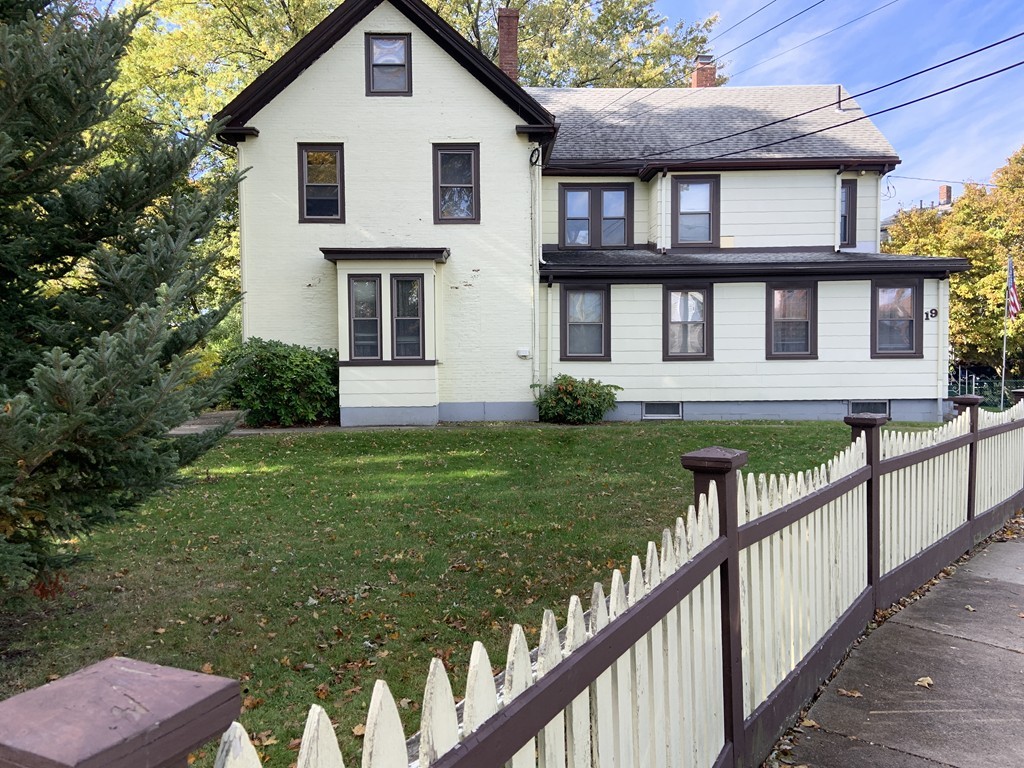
xmin=656 ymin=0 xmax=1024 ymax=216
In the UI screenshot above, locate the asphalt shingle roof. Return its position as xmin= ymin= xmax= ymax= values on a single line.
xmin=526 ymin=85 xmax=898 ymax=166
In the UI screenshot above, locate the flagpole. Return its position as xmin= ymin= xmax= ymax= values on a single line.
xmin=1001 ymin=296 xmax=1009 ymax=410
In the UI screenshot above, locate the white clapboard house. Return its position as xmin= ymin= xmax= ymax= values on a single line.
xmin=214 ymin=0 xmax=968 ymax=425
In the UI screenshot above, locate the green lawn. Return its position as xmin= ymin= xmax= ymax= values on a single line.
xmin=0 ymin=421 xmax=856 ymax=765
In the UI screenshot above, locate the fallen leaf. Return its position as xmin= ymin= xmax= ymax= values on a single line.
xmin=837 ymin=688 xmax=863 ymax=698
xmin=314 ymin=682 xmax=330 ymax=700
xmin=154 ymin=627 xmax=166 ymax=634
xmin=800 ymin=718 xmax=820 ymax=729
xmin=352 ymin=723 xmax=366 ymax=737
xmin=251 ymin=730 xmax=278 ymax=746
xmin=242 ymin=695 xmax=264 ymax=711
xmin=965 ymin=605 xmax=976 ymax=612
xmin=46 ymin=674 xmax=60 ymax=682
xmin=398 ymin=697 xmax=412 ymax=709
xmin=915 ymin=676 xmax=934 ymax=689
xmin=287 ymin=737 xmax=302 ymax=750
xmin=200 ymin=662 xmax=214 ymax=674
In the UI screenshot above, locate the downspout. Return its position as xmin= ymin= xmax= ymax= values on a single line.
xmin=530 ymin=146 xmax=543 ymax=387
xmin=546 ymin=277 xmax=553 ymax=384
xmin=937 ymin=277 xmax=949 ymax=417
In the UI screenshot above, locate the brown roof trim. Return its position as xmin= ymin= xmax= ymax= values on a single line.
xmin=541 ymin=156 xmax=901 ymax=178
xmin=213 ymin=0 xmax=555 ymax=145
xmin=322 ymin=247 xmax=450 ymax=262
xmin=218 ymin=126 xmax=260 ymax=142
xmin=539 ymin=257 xmax=969 ymax=282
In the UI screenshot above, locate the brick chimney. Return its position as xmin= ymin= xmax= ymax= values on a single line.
xmin=939 ymin=184 xmax=952 ymax=206
xmin=497 ymin=8 xmax=519 ymax=81
xmin=691 ymin=54 xmax=717 ymax=88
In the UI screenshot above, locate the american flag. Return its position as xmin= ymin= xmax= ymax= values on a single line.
xmin=1010 ymin=256 xmax=1021 ymax=320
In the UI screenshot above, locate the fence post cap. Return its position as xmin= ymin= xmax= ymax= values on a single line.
xmin=680 ymin=446 xmax=748 ymax=473
xmin=844 ymin=414 xmax=890 ymax=428
xmin=950 ymin=395 xmax=984 ymax=406
xmin=0 ymin=656 xmax=239 ymax=768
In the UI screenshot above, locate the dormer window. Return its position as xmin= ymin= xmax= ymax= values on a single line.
xmin=366 ymin=34 xmax=411 ymax=96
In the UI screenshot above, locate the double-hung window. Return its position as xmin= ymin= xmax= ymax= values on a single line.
xmin=872 ymin=279 xmax=922 ymax=358
xmin=298 ymin=144 xmax=343 ymax=222
xmin=561 ymin=285 xmax=610 ymax=360
xmin=433 ymin=144 xmax=480 ymax=223
xmin=392 ymin=275 xmax=424 ymax=360
xmin=672 ymin=175 xmax=720 ymax=247
xmin=840 ymin=179 xmax=857 ymax=248
xmin=559 ymin=184 xmax=632 ymax=248
xmin=349 ymin=276 xmax=381 ymax=360
xmin=767 ymin=282 xmax=817 ymax=359
xmin=664 ymin=285 xmax=712 ymax=360
xmin=366 ymin=34 xmax=411 ymax=95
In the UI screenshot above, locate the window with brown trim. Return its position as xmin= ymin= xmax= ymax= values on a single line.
xmin=298 ymin=144 xmax=344 ymax=222
xmin=561 ymin=285 xmax=610 ymax=360
xmin=558 ymin=184 xmax=633 ymax=248
xmin=840 ymin=179 xmax=857 ymax=248
xmin=672 ymin=175 xmax=720 ymax=247
xmin=366 ymin=34 xmax=411 ymax=95
xmin=433 ymin=144 xmax=480 ymax=223
xmin=664 ymin=284 xmax=712 ymax=360
xmin=391 ymin=275 xmax=424 ymax=360
xmin=767 ymin=282 xmax=817 ymax=359
xmin=349 ymin=275 xmax=381 ymax=360
xmin=871 ymin=279 xmax=923 ymax=358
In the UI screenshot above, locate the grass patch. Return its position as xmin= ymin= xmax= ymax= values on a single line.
xmin=1 ymin=421 xmax=856 ymax=765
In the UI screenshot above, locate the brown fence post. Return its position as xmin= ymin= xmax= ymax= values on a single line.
xmin=680 ymin=446 xmax=748 ymax=767
xmin=844 ymin=414 xmax=888 ymax=608
xmin=952 ymin=395 xmax=983 ymax=523
xmin=0 ymin=657 xmax=239 ymax=768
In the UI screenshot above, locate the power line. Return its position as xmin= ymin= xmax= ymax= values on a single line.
xmin=626 ymin=30 xmax=1024 ymax=163
xmin=729 ymin=0 xmax=902 ymax=80
xmin=890 ymin=175 xmax=997 ymax=187
xmin=715 ymin=0 xmax=827 ymax=61
xmin=558 ymin=0 xmax=830 ymax=141
xmin=626 ymin=57 xmax=1024 ymax=170
xmin=707 ymin=0 xmax=781 ymax=44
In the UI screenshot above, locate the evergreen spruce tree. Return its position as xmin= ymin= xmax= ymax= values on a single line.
xmin=0 ymin=0 xmax=238 ymax=589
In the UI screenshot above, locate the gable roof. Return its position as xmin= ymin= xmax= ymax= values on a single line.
xmin=527 ymin=85 xmax=900 ymax=177
xmin=213 ymin=0 xmax=555 ymax=144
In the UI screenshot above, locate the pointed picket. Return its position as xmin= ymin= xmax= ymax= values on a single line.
xmin=503 ymin=625 xmax=534 ymax=768
xmin=537 ymin=610 xmax=566 ymax=768
xmin=609 ymin=569 xmax=634 ymax=768
xmin=589 ymin=582 xmax=615 ymax=768
xmin=463 ymin=642 xmax=498 ymax=736
xmin=419 ymin=658 xmax=459 ymax=767
xmin=297 ymin=705 xmax=345 ymax=768
xmin=214 ymin=722 xmax=262 ymax=768
xmin=628 ymin=555 xmax=651 ymax=767
xmin=362 ymin=680 xmax=408 ymax=768
xmin=565 ymin=595 xmax=591 ymax=768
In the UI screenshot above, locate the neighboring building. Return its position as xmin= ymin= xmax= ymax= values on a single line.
xmin=214 ymin=0 xmax=969 ymax=425
xmin=881 ymin=185 xmax=955 ymax=244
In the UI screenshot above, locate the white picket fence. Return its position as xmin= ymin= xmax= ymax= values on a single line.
xmin=737 ymin=436 xmax=866 ymax=717
xmin=976 ymin=400 xmax=1024 ymax=514
xmin=215 ymin=489 xmax=725 ymax=768
xmin=877 ymin=411 xmax=972 ymax=575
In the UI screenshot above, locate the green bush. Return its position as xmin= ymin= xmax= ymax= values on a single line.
xmin=223 ymin=338 xmax=339 ymax=426
xmin=532 ymin=374 xmax=622 ymax=424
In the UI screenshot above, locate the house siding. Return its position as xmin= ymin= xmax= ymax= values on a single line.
xmin=540 ymin=279 xmax=948 ymax=416
xmin=237 ymin=2 xmax=539 ymax=415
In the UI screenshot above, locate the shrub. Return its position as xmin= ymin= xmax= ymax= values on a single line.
xmin=223 ymin=338 xmax=339 ymax=426
xmin=532 ymin=374 xmax=622 ymax=424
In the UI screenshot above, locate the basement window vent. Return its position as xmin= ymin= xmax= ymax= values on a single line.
xmin=643 ymin=401 xmax=682 ymax=420
xmin=849 ymin=400 xmax=889 ymax=417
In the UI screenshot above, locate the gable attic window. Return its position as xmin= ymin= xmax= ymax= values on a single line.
xmin=672 ymin=175 xmax=720 ymax=247
xmin=840 ymin=179 xmax=858 ymax=247
xmin=298 ymin=144 xmax=343 ymax=222
xmin=559 ymin=184 xmax=633 ymax=248
xmin=433 ymin=144 xmax=480 ymax=223
xmin=366 ymin=34 xmax=411 ymax=95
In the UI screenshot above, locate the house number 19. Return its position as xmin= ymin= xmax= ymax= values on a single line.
xmin=926 ymin=308 xmax=939 ymax=319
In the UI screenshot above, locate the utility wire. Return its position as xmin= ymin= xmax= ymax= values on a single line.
xmin=729 ymin=0 xmax=902 ymax=80
xmin=715 ymin=0 xmax=827 ymax=61
xmin=606 ymin=57 xmax=1024 ymax=171
xmin=707 ymin=0 xmax=781 ymax=44
xmin=890 ymin=174 xmax=998 ymax=188
xmin=558 ymin=0 xmax=830 ymax=141
xmin=626 ymin=30 xmax=1024 ymax=163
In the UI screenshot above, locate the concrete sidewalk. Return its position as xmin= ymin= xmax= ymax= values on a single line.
xmin=786 ymin=529 xmax=1024 ymax=767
